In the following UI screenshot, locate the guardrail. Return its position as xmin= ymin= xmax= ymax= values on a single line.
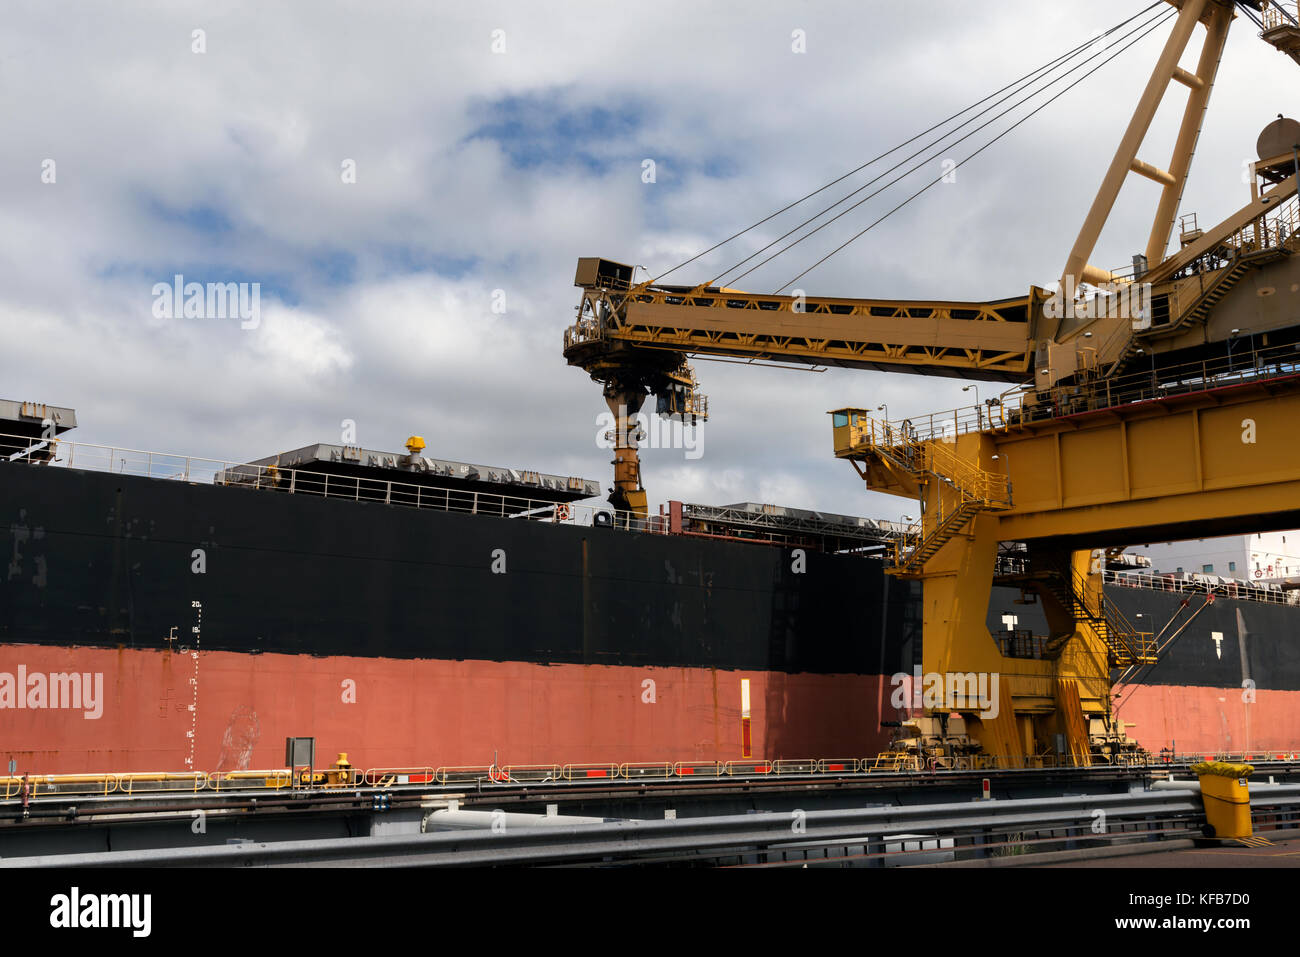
xmin=846 ymin=394 xmax=1028 ymax=448
xmin=1264 ymin=1 xmax=1299 ymax=31
xmin=0 ymin=770 xmax=261 ymax=800
xmin=0 ymin=431 xmax=654 ymax=534
xmin=1104 ymin=568 xmax=1300 ymax=606
xmin=10 ymin=752 xmax=1300 ymax=803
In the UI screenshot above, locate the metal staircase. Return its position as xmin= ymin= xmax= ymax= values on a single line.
xmin=1170 ymin=245 xmax=1291 ymax=331
xmin=867 ymin=432 xmax=1013 ymax=577
xmin=1102 ymin=333 xmax=1145 ymax=379
xmin=1038 ymin=558 xmax=1156 ymax=667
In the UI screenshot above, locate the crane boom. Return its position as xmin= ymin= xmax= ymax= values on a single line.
xmin=569 ymin=263 xmax=1036 ymax=379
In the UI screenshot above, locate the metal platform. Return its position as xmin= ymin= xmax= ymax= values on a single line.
xmin=0 ymin=399 xmax=76 ymax=458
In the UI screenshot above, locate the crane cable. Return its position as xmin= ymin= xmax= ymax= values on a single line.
xmin=717 ymin=3 xmax=1175 ymax=291
xmin=714 ymin=3 xmax=1172 ymax=290
xmin=768 ymin=5 xmax=1176 ymax=294
xmin=648 ymin=28 xmax=1109 ymax=287
xmin=706 ymin=20 xmax=1138 ymax=290
xmin=648 ymin=1 xmax=1167 ymax=290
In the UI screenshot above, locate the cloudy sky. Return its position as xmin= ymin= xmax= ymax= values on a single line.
xmin=2 ymin=0 xmax=1293 ymax=521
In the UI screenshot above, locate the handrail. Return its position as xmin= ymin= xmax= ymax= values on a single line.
xmin=1063 ymin=340 xmax=1300 ymax=419
xmin=118 ymin=771 xmax=209 ymax=795
xmin=838 ymin=413 xmax=1013 ymax=572
xmin=1105 ymin=568 xmax=1300 ymax=606
xmin=0 ymin=431 xmax=655 ymax=535
xmin=1264 ymin=2 xmax=1300 ymax=34
xmin=1068 ymin=562 xmax=1155 ymax=663
xmin=11 ymin=751 xmax=1300 ymax=803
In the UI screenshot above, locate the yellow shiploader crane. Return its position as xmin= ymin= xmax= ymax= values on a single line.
xmin=563 ymin=0 xmax=1300 ymax=767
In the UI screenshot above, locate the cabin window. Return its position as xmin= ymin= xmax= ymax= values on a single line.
xmin=833 ymin=412 xmax=849 ymax=427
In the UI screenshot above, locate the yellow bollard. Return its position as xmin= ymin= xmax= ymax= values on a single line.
xmin=1190 ymin=761 xmax=1254 ymax=840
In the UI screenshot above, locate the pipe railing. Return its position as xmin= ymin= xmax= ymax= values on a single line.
xmin=11 ymin=751 xmax=1300 ymax=802
xmin=0 ymin=431 xmax=654 ymax=534
xmin=1105 ymin=568 xmax=1300 ymax=606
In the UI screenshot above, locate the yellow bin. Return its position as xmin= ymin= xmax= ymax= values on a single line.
xmin=1191 ymin=761 xmax=1254 ymax=839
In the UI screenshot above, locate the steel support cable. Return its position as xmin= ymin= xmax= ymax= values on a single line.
xmin=650 ymin=1 xmax=1166 ymax=287
xmin=707 ymin=28 xmax=1115 ymax=289
xmin=758 ymin=4 xmax=1176 ymax=292
xmin=769 ymin=6 xmax=1176 ymax=294
xmin=709 ymin=5 xmax=1169 ymax=288
xmin=1113 ymin=591 xmax=1218 ymax=705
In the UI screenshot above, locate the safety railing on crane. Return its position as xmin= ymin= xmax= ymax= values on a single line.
xmin=832 ymin=410 xmax=1014 ymax=574
xmin=1231 ymin=192 xmax=1299 ymax=256
xmin=1263 ymin=1 xmax=1299 ymax=32
xmin=1056 ymin=339 xmax=1300 ymax=419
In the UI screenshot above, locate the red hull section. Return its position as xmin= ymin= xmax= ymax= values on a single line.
xmin=8 ymin=645 xmax=1300 ymax=775
xmin=1 ymin=645 xmax=894 ymax=775
xmin=1118 ymin=683 xmax=1300 ymax=758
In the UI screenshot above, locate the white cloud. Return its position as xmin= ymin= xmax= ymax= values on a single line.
xmin=1 ymin=0 xmax=1292 ymax=518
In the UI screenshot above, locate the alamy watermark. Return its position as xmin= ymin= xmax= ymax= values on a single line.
xmin=152 ymin=274 xmax=261 ymax=329
xmin=49 ymin=887 xmax=150 ymax=937
xmin=889 ymin=667 xmax=1000 ymax=719
xmin=1044 ymin=275 xmax=1153 ymax=330
xmin=0 ymin=666 xmax=104 ymax=719
xmin=596 ymin=406 xmax=704 ymax=460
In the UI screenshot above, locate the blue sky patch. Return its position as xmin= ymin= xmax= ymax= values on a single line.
xmin=465 ymin=90 xmax=648 ymax=175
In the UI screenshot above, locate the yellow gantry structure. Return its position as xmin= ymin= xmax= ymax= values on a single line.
xmin=832 ymin=354 xmax=1300 ymax=764
xmin=562 ymin=0 xmax=1300 ymax=764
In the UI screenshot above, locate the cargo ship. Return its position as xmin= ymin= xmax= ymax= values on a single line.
xmin=2 ymin=399 xmax=1299 ymax=775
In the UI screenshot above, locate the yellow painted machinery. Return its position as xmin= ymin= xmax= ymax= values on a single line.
xmin=562 ymin=0 xmax=1300 ymax=766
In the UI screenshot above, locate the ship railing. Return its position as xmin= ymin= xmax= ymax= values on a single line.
xmin=558 ymin=763 xmax=621 ymax=781
xmin=2 ymin=770 xmax=215 ymax=799
xmin=0 ymin=431 xmax=661 ymax=535
xmin=415 ymin=766 xmax=513 ymax=786
xmin=360 ymin=767 xmax=443 ymax=786
xmin=488 ymin=765 xmax=564 ymax=784
xmin=621 ymin=763 xmax=677 ymax=780
xmin=1 ymin=773 xmax=120 ymax=798
xmin=117 ymin=771 xmax=210 ymax=795
xmin=719 ymin=760 xmax=773 ymax=776
xmin=1182 ymin=750 xmax=1300 ymax=764
xmin=208 ymin=769 xmax=294 ymax=791
xmin=11 ymin=752 xmax=1300 ymax=801
xmin=1104 ymin=569 xmax=1300 ymax=606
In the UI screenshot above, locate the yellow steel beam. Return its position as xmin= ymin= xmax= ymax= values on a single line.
xmin=992 ymin=378 xmax=1300 ymax=543
xmin=1146 ymin=1 xmax=1233 ymax=266
xmin=1062 ymin=0 xmax=1212 ymax=293
xmin=585 ymin=285 xmax=1035 ymax=380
